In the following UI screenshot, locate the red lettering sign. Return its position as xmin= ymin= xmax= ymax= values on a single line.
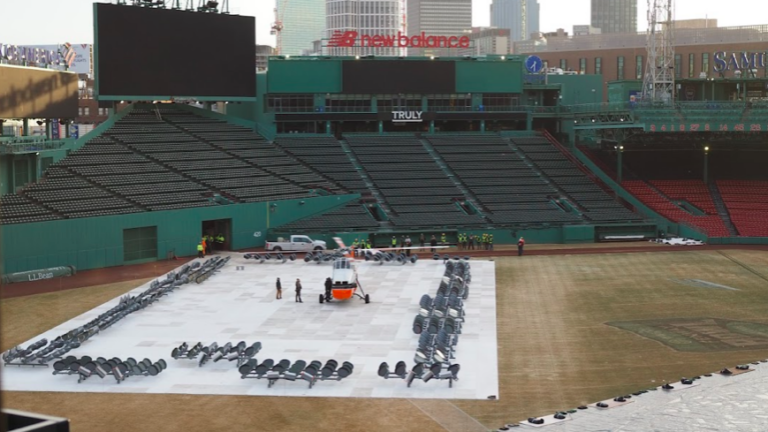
xmin=704 ymin=123 xmax=710 ymax=131
xmin=661 ymin=125 xmax=666 ymax=131
xmin=690 ymin=124 xmax=700 ymax=131
xmin=719 ymin=124 xmax=728 ymax=131
xmin=679 ymin=124 xmax=685 ymax=131
xmin=751 ymin=124 xmax=762 ymax=131
xmin=734 ymin=123 xmax=744 ymax=131
xmin=333 ymin=31 xmax=471 ymax=49
xmin=649 ymin=124 xmax=656 ymax=132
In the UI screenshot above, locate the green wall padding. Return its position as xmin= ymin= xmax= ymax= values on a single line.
xmin=455 ymin=61 xmax=523 ymax=94
xmin=268 ymin=60 xmax=342 ymax=93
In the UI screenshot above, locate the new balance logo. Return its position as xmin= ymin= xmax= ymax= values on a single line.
xmin=328 ymin=31 xmax=358 ymax=48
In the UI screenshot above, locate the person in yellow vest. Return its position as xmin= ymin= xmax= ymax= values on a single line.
xmin=216 ymin=234 xmax=225 ymax=250
xmin=352 ymin=238 xmax=359 ymax=257
xmin=441 ymin=233 xmax=447 ymax=245
xmin=197 ymin=243 xmax=205 ymax=258
xmin=365 ymin=239 xmax=372 ymax=249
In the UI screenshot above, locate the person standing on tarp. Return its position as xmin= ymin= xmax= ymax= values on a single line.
xmin=197 ymin=243 xmax=205 ymax=258
xmin=295 ymin=278 xmax=303 ymax=303
xmin=324 ymin=277 xmax=333 ymax=302
xmin=518 ymin=237 xmax=525 ymax=256
xmin=275 ymin=277 xmax=282 ymax=300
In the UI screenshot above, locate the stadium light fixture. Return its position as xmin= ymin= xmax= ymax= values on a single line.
xmin=206 ymin=0 xmax=218 ymax=8
xmin=704 ymin=146 xmax=710 ymax=152
xmin=430 ymin=56 xmax=435 ymax=60
xmin=500 ymin=56 xmax=505 ymax=60
xmin=355 ymin=55 xmax=360 ymax=60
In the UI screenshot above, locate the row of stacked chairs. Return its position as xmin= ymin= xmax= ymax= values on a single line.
xmin=53 ymin=355 xmax=167 ymax=384
xmin=239 ymin=358 xmax=354 ymax=389
xmin=379 ymin=259 xmax=469 ymax=388
xmin=171 ymin=341 xmax=261 ymax=368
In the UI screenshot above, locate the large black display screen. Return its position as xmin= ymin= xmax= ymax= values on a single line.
xmin=94 ymin=3 xmax=255 ymax=98
xmin=342 ymin=61 xmax=455 ymax=94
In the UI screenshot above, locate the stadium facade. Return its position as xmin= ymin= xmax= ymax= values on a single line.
xmin=4 ymin=10 xmax=768 ymax=275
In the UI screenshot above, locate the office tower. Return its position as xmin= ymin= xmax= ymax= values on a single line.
xmin=408 ymin=0 xmax=472 ymax=55
xmin=490 ymin=0 xmax=540 ymax=43
xmin=326 ymin=0 xmax=401 ymax=56
xmin=276 ymin=0 xmax=326 ymax=55
xmin=591 ymin=0 xmax=637 ymax=34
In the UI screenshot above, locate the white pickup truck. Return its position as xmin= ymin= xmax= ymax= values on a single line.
xmin=265 ymin=235 xmax=327 ymax=252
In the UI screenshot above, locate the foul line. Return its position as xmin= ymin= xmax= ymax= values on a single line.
xmin=408 ymin=399 xmax=488 ymax=432
xmin=717 ymin=251 xmax=768 ymax=283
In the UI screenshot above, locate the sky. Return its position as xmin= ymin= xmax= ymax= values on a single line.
xmin=1 ymin=0 xmax=768 ymax=46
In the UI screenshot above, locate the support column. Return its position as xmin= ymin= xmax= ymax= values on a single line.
xmin=526 ymin=113 xmax=533 ymax=131
xmin=429 ymin=121 xmax=435 ymax=134
xmin=480 ymin=120 xmax=485 ymax=133
xmin=23 ymin=119 xmax=30 ymax=136
xmin=46 ymin=121 xmax=52 ymax=140
xmin=325 ymin=121 xmax=331 ymax=135
xmin=616 ymin=146 xmax=624 ymax=184
xmin=378 ymin=121 xmax=383 ymax=134
xmin=703 ymin=146 xmax=710 ymax=184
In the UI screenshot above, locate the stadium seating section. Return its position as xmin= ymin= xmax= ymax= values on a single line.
xmin=716 ymin=180 xmax=768 ymax=237
xmin=2 ymin=106 xmax=644 ymax=232
xmin=621 ymin=180 xmax=731 ymax=237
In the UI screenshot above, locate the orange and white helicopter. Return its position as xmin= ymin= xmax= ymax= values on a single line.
xmin=318 ymin=237 xmax=447 ymax=305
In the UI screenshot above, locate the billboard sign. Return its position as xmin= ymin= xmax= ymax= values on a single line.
xmin=712 ymin=51 xmax=767 ymax=73
xmin=392 ymin=111 xmax=424 ymax=123
xmin=69 ymin=124 xmax=79 ymax=139
xmin=329 ymin=31 xmax=470 ymax=49
xmin=51 ymin=119 xmax=60 ymax=139
xmin=28 ymin=44 xmax=91 ymax=75
xmin=0 ymin=43 xmax=83 ymax=71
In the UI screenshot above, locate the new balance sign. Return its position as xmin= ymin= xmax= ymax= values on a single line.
xmin=329 ymin=31 xmax=470 ymax=49
xmin=392 ymin=111 xmax=424 ymax=123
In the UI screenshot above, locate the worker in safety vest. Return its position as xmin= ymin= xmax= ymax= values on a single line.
xmin=365 ymin=239 xmax=372 ymax=249
xmin=352 ymin=239 xmax=359 ymax=257
xmin=216 ymin=234 xmax=225 ymax=250
xmin=441 ymin=233 xmax=447 ymax=245
xmin=201 ymin=237 xmax=208 ymax=255
xmin=391 ymin=236 xmax=397 ymax=248
xmin=197 ymin=243 xmax=205 ymax=258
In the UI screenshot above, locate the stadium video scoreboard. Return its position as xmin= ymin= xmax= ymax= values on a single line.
xmin=94 ymin=3 xmax=256 ymax=100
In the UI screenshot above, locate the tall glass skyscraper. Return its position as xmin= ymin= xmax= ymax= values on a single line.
xmin=591 ymin=0 xmax=637 ymax=34
xmin=277 ymin=0 xmax=326 ymax=55
xmin=490 ymin=0 xmax=540 ymax=43
xmin=326 ymin=0 xmax=401 ymax=56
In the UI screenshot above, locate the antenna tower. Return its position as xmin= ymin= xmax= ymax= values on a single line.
xmin=642 ymin=0 xmax=675 ymax=103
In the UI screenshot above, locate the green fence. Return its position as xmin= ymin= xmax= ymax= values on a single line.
xmin=2 ymin=195 xmax=357 ymax=274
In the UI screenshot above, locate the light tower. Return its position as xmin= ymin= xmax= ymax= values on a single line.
xmin=642 ymin=0 xmax=675 ymax=103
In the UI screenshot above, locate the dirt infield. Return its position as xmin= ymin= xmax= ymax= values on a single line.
xmin=1 ymin=258 xmax=192 ymax=299
xmin=8 ymin=243 xmax=767 ymax=300
xmin=3 ymin=248 xmax=768 ymax=432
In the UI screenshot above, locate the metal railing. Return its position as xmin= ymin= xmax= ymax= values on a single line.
xmin=0 ymin=138 xmax=69 ymax=154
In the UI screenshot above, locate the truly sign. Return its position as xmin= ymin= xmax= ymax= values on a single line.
xmin=392 ymin=111 xmax=424 ymax=123
xmin=329 ymin=31 xmax=470 ymax=49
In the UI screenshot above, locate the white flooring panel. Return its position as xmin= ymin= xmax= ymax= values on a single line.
xmin=2 ymin=254 xmax=499 ymax=400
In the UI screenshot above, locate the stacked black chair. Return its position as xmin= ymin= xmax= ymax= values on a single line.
xmin=53 ymin=356 xmax=166 ymax=384
xmin=240 ymin=358 xmax=354 ymax=389
xmin=173 ymin=341 xmax=262 ymax=368
xmin=244 ymin=253 xmax=297 ymax=264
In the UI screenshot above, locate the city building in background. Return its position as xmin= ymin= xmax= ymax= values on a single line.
xmin=256 ymin=45 xmax=274 ymax=71
xmin=275 ymin=0 xmax=325 ymax=55
xmin=665 ymin=18 xmax=718 ymax=30
xmin=407 ymin=0 xmax=472 ymax=56
xmin=490 ymin=0 xmax=540 ymax=42
xmin=517 ymin=23 xmax=768 ymax=101
xmin=459 ymin=27 xmax=511 ymax=56
xmin=591 ymin=0 xmax=637 ymax=34
xmin=326 ymin=0 xmax=400 ymax=56
xmin=573 ymin=25 xmax=601 ymax=37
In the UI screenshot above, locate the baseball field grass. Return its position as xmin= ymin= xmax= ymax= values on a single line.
xmin=3 ymin=249 xmax=768 ymax=432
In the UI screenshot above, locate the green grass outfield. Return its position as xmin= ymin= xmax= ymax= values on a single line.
xmin=4 ymin=250 xmax=768 ymax=432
